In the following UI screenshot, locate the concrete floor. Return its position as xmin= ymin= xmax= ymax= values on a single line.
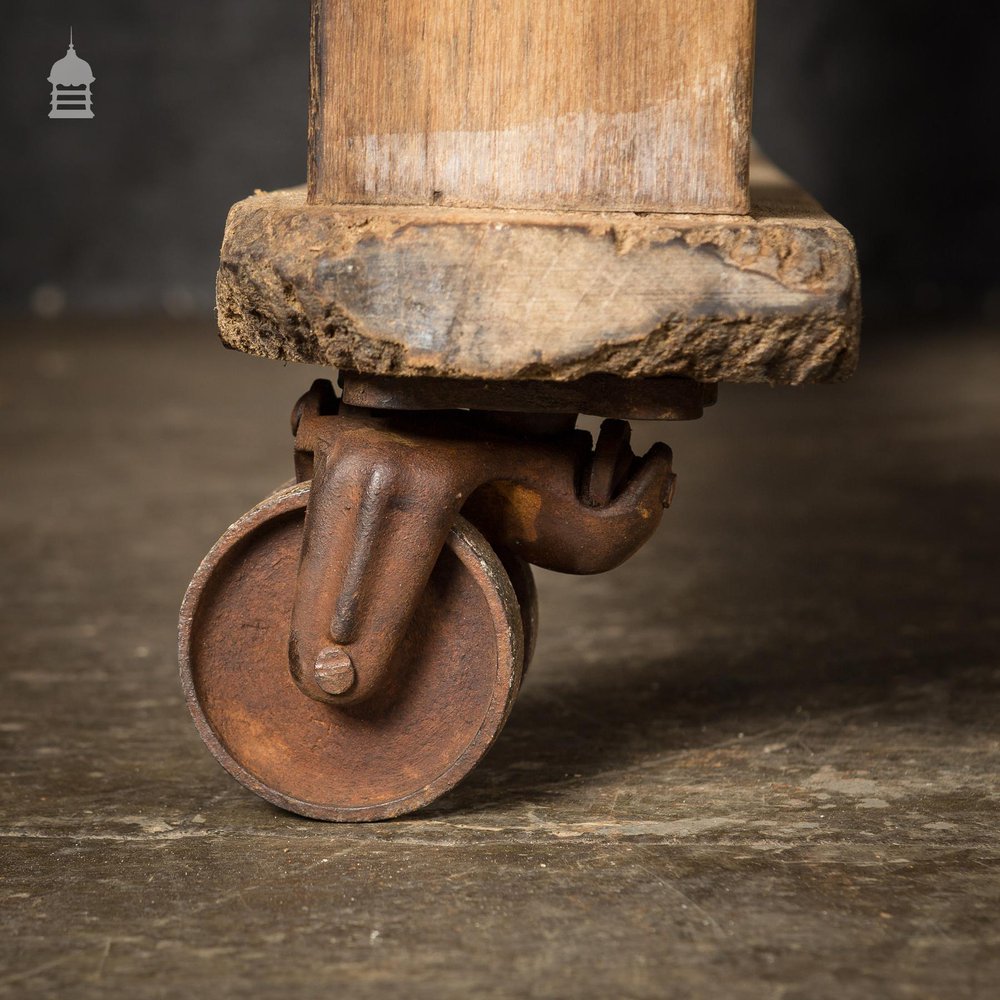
xmin=1 ymin=319 xmax=998 ymax=999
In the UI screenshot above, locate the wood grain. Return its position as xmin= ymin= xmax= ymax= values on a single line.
xmin=309 ymin=0 xmax=756 ymax=214
xmin=218 ymin=156 xmax=859 ymax=387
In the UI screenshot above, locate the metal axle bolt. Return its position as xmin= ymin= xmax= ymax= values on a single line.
xmin=314 ymin=646 xmax=356 ymax=695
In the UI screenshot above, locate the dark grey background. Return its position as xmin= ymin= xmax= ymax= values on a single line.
xmin=1 ymin=1 xmax=996 ymax=323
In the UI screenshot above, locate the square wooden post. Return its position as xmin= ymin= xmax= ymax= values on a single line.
xmin=309 ymin=0 xmax=756 ymax=214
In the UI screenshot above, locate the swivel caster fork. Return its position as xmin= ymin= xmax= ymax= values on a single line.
xmin=179 ymin=379 xmax=677 ymax=821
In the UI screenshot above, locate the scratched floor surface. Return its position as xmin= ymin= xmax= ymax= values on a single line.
xmin=1 ymin=319 xmax=998 ymax=999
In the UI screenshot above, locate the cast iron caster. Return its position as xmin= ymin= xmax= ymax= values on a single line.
xmin=180 ymin=481 xmax=537 ymax=822
xmin=179 ymin=381 xmax=676 ymax=821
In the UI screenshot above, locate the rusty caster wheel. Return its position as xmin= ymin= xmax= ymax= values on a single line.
xmin=179 ymin=481 xmax=536 ymax=822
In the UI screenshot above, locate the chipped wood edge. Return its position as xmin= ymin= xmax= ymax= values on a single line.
xmin=217 ymin=158 xmax=859 ymax=386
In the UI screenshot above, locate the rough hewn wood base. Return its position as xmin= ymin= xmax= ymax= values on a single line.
xmin=217 ymin=157 xmax=859 ymax=386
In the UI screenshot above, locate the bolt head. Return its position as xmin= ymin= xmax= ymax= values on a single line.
xmin=314 ymin=646 xmax=356 ymax=695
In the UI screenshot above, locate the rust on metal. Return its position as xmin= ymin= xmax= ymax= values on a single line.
xmin=287 ymin=380 xmax=675 ymax=706
xmin=313 ymin=646 xmax=356 ymax=695
xmin=179 ymin=486 xmax=524 ymax=822
xmin=339 ymin=371 xmax=718 ymax=421
xmin=180 ymin=378 xmax=679 ymax=821
xmin=584 ymin=419 xmax=635 ymax=507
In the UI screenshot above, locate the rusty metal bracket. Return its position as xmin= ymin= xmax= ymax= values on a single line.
xmin=287 ymin=379 xmax=676 ymax=710
xmin=339 ymin=370 xmax=718 ymax=421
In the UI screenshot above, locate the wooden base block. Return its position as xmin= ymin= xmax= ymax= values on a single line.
xmin=217 ymin=156 xmax=859 ymax=387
